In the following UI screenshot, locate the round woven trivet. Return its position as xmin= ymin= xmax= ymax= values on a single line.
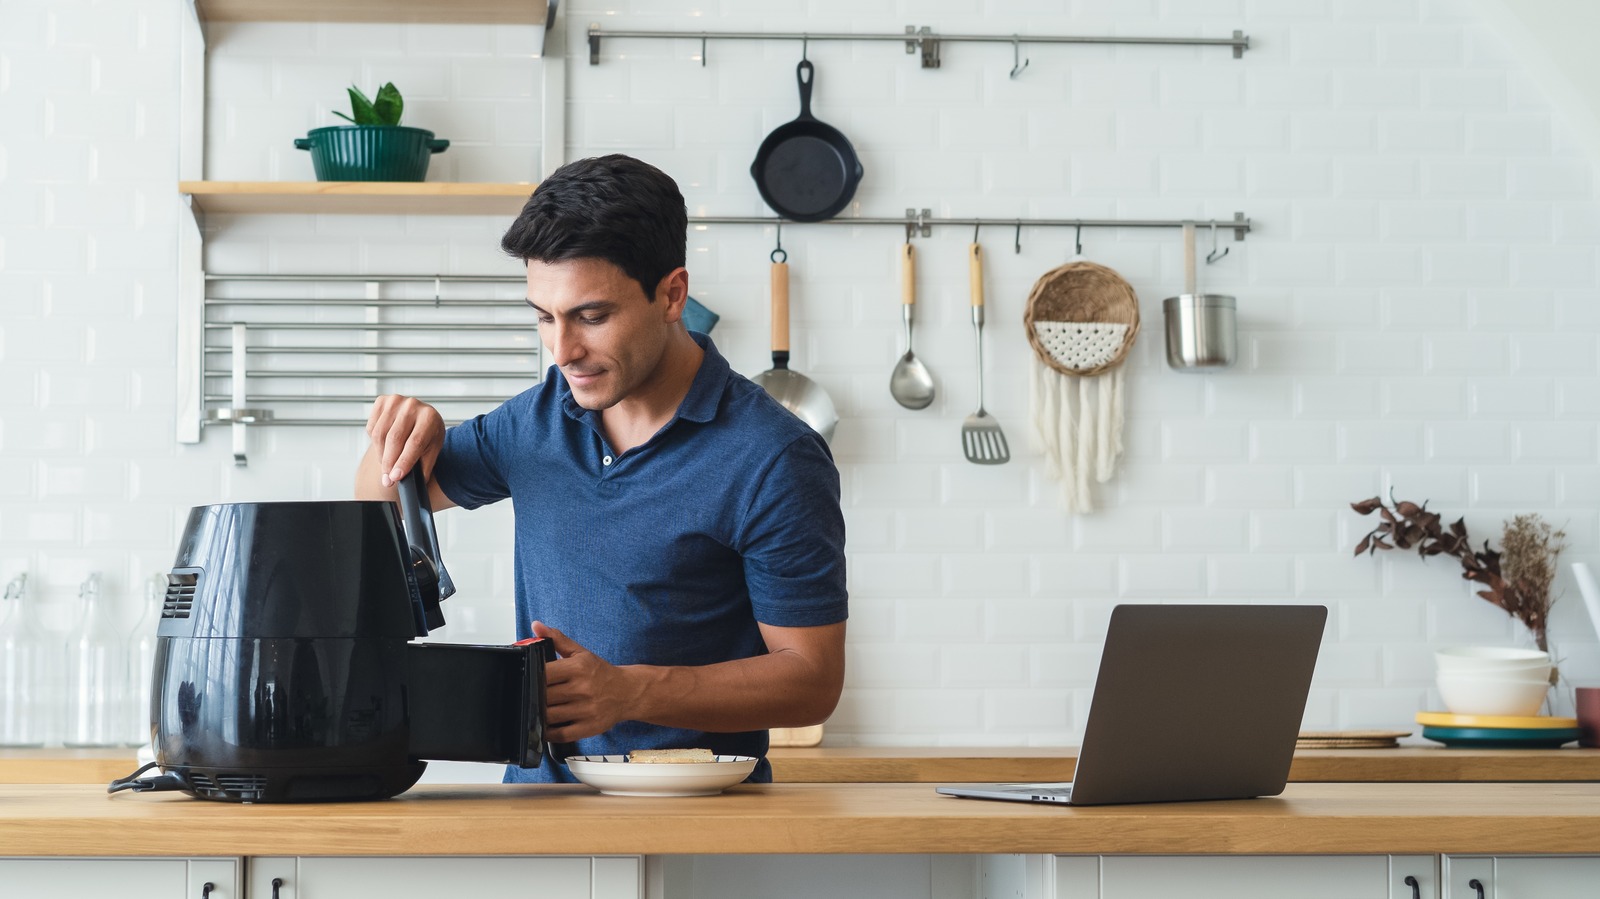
xmin=1023 ymin=260 xmax=1141 ymax=378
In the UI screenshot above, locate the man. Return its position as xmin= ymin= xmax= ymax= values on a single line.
xmin=355 ymin=154 xmax=847 ymax=783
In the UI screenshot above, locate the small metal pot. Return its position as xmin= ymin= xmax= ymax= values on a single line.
xmin=1162 ymin=293 xmax=1236 ymax=371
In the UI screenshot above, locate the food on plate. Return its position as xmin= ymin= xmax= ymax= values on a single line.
xmin=626 ymin=748 xmax=716 ymax=764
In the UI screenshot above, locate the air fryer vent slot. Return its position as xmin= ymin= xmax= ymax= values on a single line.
xmin=162 ymin=571 xmax=199 ymax=619
xmin=188 ymin=772 xmax=268 ymax=802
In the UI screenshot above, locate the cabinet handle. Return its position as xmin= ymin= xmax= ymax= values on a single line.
xmin=201 ymin=884 xmax=214 ymax=899
xmin=1404 ymin=875 xmax=1420 ymax=899
xmin=272 ymin=877 xmax=284 ymax=899
xmin=1468 ymin=877 xmax=1486 ymax=899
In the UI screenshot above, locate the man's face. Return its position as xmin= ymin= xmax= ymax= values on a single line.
xmin=526 ymin=257 xmax=686 ymax=410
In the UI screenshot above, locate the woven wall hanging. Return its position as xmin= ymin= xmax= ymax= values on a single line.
xmin=1024 ymin=260 xmax=1140 ymax=513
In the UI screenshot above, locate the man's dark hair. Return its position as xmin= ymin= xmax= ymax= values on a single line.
xmin=500 ymin=155 xmax=687 ymax=302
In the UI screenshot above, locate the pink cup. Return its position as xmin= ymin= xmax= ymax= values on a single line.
xmin=1578 ymin=687 xmax=1600 ymax=748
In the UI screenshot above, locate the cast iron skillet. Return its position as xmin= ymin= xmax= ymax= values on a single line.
xmin=750 ymin=60 xmax=864 ymax=222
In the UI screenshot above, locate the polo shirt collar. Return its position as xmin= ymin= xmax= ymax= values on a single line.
xmin=557 ymin=330 xmax=730 ymax=425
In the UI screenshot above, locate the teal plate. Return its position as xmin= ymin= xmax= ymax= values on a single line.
xmin=1422 ymin=725 xmax=1578 ymax=749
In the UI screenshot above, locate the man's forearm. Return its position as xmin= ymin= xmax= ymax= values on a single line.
xmin=622 ymin=637 xmax=843 ymax=733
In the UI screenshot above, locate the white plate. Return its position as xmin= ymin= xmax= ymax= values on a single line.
xmin=564 ymin=754 xmax=758 ymax=797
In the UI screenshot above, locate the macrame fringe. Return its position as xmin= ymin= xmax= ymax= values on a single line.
xmin=1030 ymin=359 xmax=1126 ymax=514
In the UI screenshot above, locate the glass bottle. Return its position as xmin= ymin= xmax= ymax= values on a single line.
xmin=0 ymin=574 xmax=44 ymax=747
xmin=64 ymin=572 xmax=125 ymax=748
xmin=124 ymin=574 xmax=164 ymax=747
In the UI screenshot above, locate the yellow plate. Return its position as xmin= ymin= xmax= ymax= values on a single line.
xmin=1415 ymin=711 xmax=1577 ymax=729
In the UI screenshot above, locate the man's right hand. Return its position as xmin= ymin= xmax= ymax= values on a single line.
xmin=355 ymin=395 xmax=451 ymax=505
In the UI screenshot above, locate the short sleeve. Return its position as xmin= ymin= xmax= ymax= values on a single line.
xmin=434 ymin=409 xmax=512 ymax=510
xmin=736 ymin=432 xmax=849 ymax=628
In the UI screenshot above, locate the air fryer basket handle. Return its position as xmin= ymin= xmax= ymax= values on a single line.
xmin=397 ymin=466 xmax=454 ymax=633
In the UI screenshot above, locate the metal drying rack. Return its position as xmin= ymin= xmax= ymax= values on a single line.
xmin=183 ymin=273 xmax=536 ymax=467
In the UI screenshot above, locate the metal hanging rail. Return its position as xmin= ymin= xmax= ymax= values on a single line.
xmin=588 ymin=25 xmax=1249 ymax=68
xmin=689 ymin=211 xmax=1252 ymax=244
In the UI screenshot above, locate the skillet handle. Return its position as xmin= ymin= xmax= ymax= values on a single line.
xmin=795 ymin=59 xmax=815 ymax=118
xmin=770 ymin=260 xmax=791 ymax=359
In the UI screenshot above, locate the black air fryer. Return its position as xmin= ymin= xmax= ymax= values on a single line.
xmin=130 ymin=470 xmax=564 ymax=802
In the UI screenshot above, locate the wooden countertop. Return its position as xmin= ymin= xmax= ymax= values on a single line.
xmin=768 ymin=746 xmax=1600 ymax=783
xmin=9 ymin=746 xmax=1600 ymax=785
xmin=5 ymin=782 xmax=1600 ymax=857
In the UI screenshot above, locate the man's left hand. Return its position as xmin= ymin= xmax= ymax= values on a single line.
xmin=534 ymin=620 xmax=642 ymax=743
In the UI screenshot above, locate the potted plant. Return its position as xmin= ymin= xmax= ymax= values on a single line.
xmin=294 ymin=82 xmax=449 ymax=182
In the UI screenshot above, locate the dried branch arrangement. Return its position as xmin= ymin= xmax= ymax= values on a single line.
xmin=1351 ymin=494 xmax=1567 ymax=652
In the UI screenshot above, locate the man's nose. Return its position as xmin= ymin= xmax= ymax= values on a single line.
xmin=544 ymin=321 xmax=583 ymax=366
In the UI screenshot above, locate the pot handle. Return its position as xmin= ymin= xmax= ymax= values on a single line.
xmin=293 ymin=138 xmax=313 ymax=151
xmin=427 ymin=139 xmax=451 ymax=153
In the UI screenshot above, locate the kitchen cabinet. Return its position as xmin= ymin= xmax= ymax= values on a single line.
xmin=0 ymin=857 xmax=239 ymax=899
xmin=248 ymin=856 xmax=638 ymax=899
xmin=1443 ymin=854 xmax=1600 ymax=897
xmin=1036 ymin=855 xmax=1436 ymax=899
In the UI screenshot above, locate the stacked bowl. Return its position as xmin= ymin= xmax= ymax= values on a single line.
xmin=1434 ymin=647 xmax=1552 ymax=717
xmin=1421 ymin=647 xmax=1575 ymax=748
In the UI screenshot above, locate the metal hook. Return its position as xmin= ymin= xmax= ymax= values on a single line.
xmin=700 ymin=36 xmax=707 ymax=67
xmin=801 ymin=37 xmax=808 ymax=62
xmin=1073 ymin=224 xmax=1083 ymax=258
xmin=972 ymin=222 xmax=981 ymax=244
xmin=771 ymin=223 xmax=787 ymax=264
xmin=1009 ymin=38 xmax=1029 ymax=79
xmin=1205 ymin=222 xmax=1229 ymax=264
xmin=1013 ymin=220 xmax=1022 ymax=254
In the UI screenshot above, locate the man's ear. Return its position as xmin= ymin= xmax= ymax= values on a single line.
xmin=657 ymin=267 xmax=690 ymax=322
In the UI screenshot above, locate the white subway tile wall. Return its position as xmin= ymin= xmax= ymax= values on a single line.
xmin=2 ymin=0 xmax=1598 ymax=746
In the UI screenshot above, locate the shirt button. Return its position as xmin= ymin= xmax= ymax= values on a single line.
xmin=602 ymin=455 xmax=613 ymax=466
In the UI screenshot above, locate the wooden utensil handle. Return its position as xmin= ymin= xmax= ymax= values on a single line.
xmin=1183 ymin=221 xmax=1197 ymax=296
xmin=968 ymin=243 xmax=984 ymax=308
xmin=901 ymin=243 xmax=916 ymax=306
xmin=771 ymin=261 xmax=790 ymax=354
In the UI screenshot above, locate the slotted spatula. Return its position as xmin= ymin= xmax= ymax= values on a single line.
xmin=962 ymin=242 xmax=1010 ymax=465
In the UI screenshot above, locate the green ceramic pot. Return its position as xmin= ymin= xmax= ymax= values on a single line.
xmin=294 ymin=125 xmax=450 ymax=182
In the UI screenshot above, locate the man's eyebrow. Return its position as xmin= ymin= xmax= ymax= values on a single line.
xmin=525 ymin=299 xmax=615 ymax=315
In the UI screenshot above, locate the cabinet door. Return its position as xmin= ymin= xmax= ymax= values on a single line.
xmin=0 ymin=858 xmax=239 ymax=899
xmin=1057 ymin=855 xmax=1433 ymax=899
xmin=249 ymin=856 xmax=639 ymax=899
xmin=1445 ymin=856 xmax=1600 ymax=897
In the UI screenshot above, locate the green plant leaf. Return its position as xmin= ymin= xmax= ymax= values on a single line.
xmin=346 ymin=85 xmax=380 ymax=126
xmin=372 ymin=82 xmax=403 ymax=126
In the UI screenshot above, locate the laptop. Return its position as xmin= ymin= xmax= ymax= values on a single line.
xmin=937 ymin=603 xmax=1326 ymax=806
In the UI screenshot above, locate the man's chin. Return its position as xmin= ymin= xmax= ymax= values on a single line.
xmin=567 ymin=384 xmax=620 ymax=411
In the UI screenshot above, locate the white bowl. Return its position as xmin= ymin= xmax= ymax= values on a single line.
xmin=1436 ymin=674 xmax=1551 ymax=717
xmin=1435 ymin=655 xmax=1550 ymax=672
xmin=1437 ymin=668 xmax=1552 ymax=686
xmin=564 ymin=755 xmax=758 ymax=797
xmin=1435 ymin=647 xmax=1548 ymax=669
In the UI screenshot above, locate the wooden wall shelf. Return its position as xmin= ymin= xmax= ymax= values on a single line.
xmin=194 ymin=0 xmax=549 ymax=25
xmin=181 ymin=181 xmax=536 ymax=216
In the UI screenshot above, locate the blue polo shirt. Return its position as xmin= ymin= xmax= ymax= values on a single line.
xmin=433 ymin=332 xmax=847 ymax=783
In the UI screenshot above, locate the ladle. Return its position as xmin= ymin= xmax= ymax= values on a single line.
xmin=889 ymin=242 xmax=936 ymax=410
xmin=752 ymin=245 xmax=838 ymax=443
